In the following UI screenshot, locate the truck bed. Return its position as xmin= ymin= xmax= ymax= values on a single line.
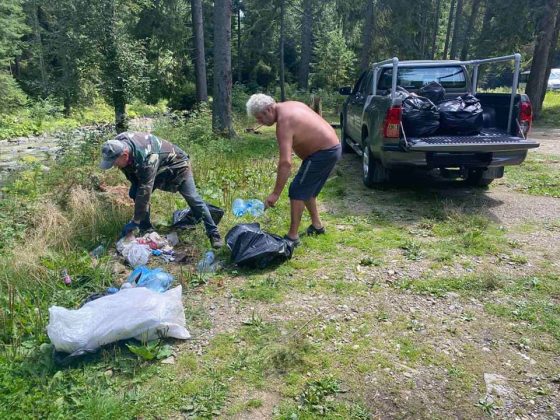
xmin=407 ymin=128 xmax=539 ymax=152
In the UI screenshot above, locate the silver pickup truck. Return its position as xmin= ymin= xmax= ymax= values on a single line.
xmin=339 ymin=54 xmax=539 ymax=187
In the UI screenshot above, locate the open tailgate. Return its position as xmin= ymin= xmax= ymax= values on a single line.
xmin=408 ymin=130 xmax=539 ymax=153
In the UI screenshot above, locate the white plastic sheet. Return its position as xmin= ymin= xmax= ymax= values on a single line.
xmin=47 ymin=286 xmax=189 ymax=354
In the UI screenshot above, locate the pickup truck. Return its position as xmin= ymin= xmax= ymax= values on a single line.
xmin=339 ymin=54 xmax=539 ymax=187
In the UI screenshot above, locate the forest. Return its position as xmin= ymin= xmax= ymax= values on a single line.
xmin=1 ymin=0 xmax=559 ymax=136
xmin=1 ymin=1 xmax=560 ymax=419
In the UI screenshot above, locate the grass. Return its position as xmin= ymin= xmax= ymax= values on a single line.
xmin=501 ymin=152 xmax=560 ymax=197
xmin=1 ymin=98 xmax=560 ymax=418
xmin=537 ymin=90 xmax=560 ymax=127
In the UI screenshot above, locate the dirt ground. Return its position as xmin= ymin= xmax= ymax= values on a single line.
xmin=172 ymin=129 xmax=560 ymax=418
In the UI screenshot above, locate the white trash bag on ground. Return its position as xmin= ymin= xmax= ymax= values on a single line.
xmin=47 ymin=286 xmax=189 ymax=354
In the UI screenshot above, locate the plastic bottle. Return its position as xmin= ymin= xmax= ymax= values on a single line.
xmin=91 ymin=245 xmax=105 ymax=258
xmin=232 ymin=198 xmax=247 ymax=217
xmin=61 ymin=269 xmax=72 ymax=285
xmin=197 ymin=251 xmax=216 ymax=273
xmin=245 ymin=199 xmax=265 ymax=216
xmin=107 ymin=287 xmax=119 ymax=294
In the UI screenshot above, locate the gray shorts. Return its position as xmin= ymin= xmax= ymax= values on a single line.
xmin=288 ymin=145 xmax=341 ymax=200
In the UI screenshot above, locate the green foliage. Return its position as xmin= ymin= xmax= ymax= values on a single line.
xmin=0 ymin=0 xmax=28 ymax=66
xmin=126 ymin=340 xmax=173 ymax=361
xmin=0 ymin=72 xmax=27 ymax=113
xmin=312 ymin=28 xmax=357 ymax=90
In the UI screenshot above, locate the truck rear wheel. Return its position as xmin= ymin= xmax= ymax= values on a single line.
xmin=340 ymin=117 xmax=353 ymax=154
xmin=362 ymin=143 xmax=387 ymax=188
xmin=465 ymin=169 xmax=494 ymax=187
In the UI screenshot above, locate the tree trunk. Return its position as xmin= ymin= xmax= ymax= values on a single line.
xmin=449 ymin=0 xmax=463 ymax=59
xmin=443 ymin=0 xmax=456 ymax=59
xmin=113 ymin=77 xmax=127 ymax=133
xmin=359 ymin=0 xmax=376 ymax=71
xmin=431 ymin=0 xmax=441 ymax=59
xmin=212 ymin=0 xmax=236 ymax=137
xmin=31 ymin=1 xmax=47 ymax=95
xmin=526 ymin=0 xmax=560 ymax=118
xmin=279 ymin=0 xmax=286 ymax=101
xmin=237 ymin=4 xmax=242 ymax=83
xmin=475 ymin=0 xmax=493 ymax=56
xmin=539 ymin=8 xmax=560 ymax=107
xmin=460 ymin=0 xmax=482 ymax=60
xmin=298 ymin=0 xmax=312 ymax=90
xmin=192 ymin=0 xmax=208 ymax=102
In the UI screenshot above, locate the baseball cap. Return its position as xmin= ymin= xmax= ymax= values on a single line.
xmin=99 ymin=140 xmax=126 ymax=170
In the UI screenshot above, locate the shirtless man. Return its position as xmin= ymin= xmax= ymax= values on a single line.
xmin=246 ymin=94 xmax=341 ymax=245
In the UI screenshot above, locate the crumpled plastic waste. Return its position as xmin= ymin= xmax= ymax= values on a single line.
xmin=47 ymin=286 xmax=189 ymax=355
xmin=127 ymin=266 xmax=175 ymax=293
xmin=116 ymin=231 xmax=175 ymax=266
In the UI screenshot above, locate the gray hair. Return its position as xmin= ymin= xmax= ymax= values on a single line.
xmin=246 ymin=94 xmax=276 ymax=117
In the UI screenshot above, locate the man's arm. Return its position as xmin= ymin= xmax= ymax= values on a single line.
xmin=132 ymin=154 xmax=158 ymax=223
xmin=265 ymin=122 xmax=293 ymax=208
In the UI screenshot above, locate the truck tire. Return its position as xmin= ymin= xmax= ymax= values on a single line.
xmin=340 ymin=116 xmax=353 ymax=154
xmin=362 ymin=143 xmax=387 ymax=188
xmin=465 ymin=169 xmax=494 ymax=187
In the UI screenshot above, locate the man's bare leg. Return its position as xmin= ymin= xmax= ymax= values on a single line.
xmin=288 ymin=199 xmax=306 ymax=239
xmin=304 ymin=197 xmax=322 ymax=229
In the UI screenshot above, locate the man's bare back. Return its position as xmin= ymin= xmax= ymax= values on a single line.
xmin=275 ymin=101 xmax=339 ymax=160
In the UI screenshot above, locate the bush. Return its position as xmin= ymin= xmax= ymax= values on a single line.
xmin=0 ymin=72 xmax=27 ymax=114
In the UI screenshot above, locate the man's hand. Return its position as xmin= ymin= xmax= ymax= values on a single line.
xmin=265 ymin=193 xmax=280 ymax=209
xmin=120 ymin=221 xmax=139 ymax=238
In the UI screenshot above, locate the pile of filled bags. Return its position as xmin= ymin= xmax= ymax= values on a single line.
xmin=389 ymin=82 xmax=484 ymax=137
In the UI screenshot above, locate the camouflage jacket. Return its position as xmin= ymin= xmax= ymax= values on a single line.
xmin=117 ymin=132 xmax=190 ymax=223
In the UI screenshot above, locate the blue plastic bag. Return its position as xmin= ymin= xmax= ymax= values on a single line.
xmin=127 ymin=266 xmax=174 ymax=293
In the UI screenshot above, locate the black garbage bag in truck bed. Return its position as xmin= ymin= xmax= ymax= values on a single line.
xmin=387 ymin=87 xmax=440 ymax=137
xmin=226 ymin=223 xmax=295 ymax=268
xmin=418 ymin=82 xmax=446 ymax=104
xmin=438 ymin=94 xmax=483 ymax=134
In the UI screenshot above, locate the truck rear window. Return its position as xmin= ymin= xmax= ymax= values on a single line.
xmin=378 ymin=66 xmax=466 ymax=90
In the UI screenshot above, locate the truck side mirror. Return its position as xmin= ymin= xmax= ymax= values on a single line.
xmin=339 ymin=86 xmax=352 ymax=95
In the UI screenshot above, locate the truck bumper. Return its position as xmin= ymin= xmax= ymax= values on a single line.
xmin=381 ymin=149 xmax=530 ymax=169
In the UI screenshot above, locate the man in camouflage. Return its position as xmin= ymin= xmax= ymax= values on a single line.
xmin=99 ymin=132 xmax=223 ymax=248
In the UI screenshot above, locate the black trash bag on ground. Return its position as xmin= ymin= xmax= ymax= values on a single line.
xmin=401 ymin=95 xmax=440 ymax=137
xmin=226 ymin=223 xmax=294 ymax=268
xmin=438 ymin=94 xmax=483 ymax=134
xmin=419 ymin=82 xmax=446 ymax=104
xmin=172 ymin=203 xmax=224 ymax=228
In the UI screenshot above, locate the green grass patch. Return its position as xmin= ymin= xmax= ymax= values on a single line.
xmin=537 ymin=91 xmax=560 ymax=127
xmin=503 ymin=152 xmax=560 ymax=197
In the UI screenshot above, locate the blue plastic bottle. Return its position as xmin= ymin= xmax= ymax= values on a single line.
xmin=246 ymin=199 xmax=265 ymax=216
xmin=197 ymin=251 xmax=216 ymax=272
xmin=232 ymin=198 xmax=246 ymax=217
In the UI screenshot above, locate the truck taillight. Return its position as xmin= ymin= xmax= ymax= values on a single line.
xmin=383 ymin=106 xmax=402 ymax=138
xmin=518 ymin=100 xmax=532 ymax=137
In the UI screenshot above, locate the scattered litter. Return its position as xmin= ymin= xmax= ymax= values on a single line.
xmin=126 ymin=243 xmax=151 ymax=267
xmin=166 ymin=231 xmax=180 ymax=246
xmin=47 ymin=286 xmax=189 ymax=355
xmin=106 ymin=287 xmax=119 ymax=294
xmin=172 ymin=203 xmax=224 ymax=229
xmin=61 ymin=269 xmax=72 ymax=285
xmin=127 ymin=266 xmax=174 ymax=293
xmin=116 ymin=231 xmax=176 ymax=266
xmin=90 ymin=245 xmax=105 ymax=258
xmin=232 ymin=198 xmax=265 ymax=217
xmin=226 ymin=223 xmax=294 ymax=268
xmin=196 ymin=251 xmax=218 ymax=273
